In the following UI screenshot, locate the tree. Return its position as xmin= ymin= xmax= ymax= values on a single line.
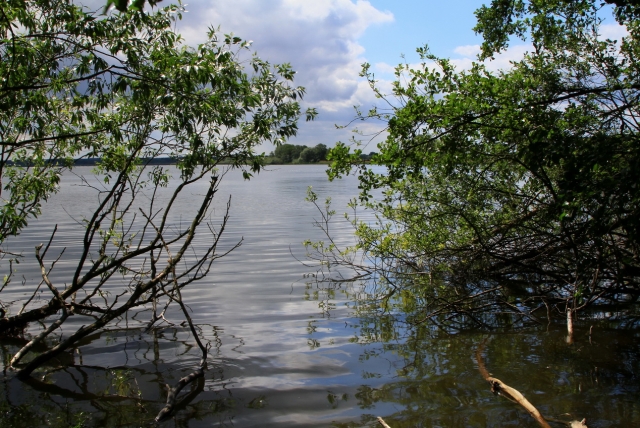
xmin=323 ymin=0 xmax=640 ymax=329
xmin=273 ymin=143 xmax=307 ymax=163
xmin=299 ymin=143 xmax=328 ymax=163
xmin=0 ymin=0 xmax=315 ymax=387
xmin=313 ymin=143 xmax=328 ymax=161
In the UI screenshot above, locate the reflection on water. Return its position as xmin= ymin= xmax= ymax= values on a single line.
xmin=1 ymin=165 xmax=639 ymax=427
xmin=3 ymin=319 xmax=639 ymax=427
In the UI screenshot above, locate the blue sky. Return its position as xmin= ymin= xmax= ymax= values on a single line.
xmin=358 ymin=1 xmax=487 ymax=64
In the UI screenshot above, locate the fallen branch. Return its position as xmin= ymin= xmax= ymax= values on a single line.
xmin=485 ymin=377 xmax=552 ymax=428
xmin=9 ymin=310 xmax=69 ymax=368
xmin=155 ymin=355 xmax=207 ymax=422
xmin=476 ymin=338 xmax=588 ymax=428
xmin=377 ymin=416 xmax=391 ymax=428
xmin=476 ymin=337 xmax=551 ymax=428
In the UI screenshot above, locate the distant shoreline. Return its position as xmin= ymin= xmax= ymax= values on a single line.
xmin=5 ymin=157 xmax=179 ymax=167
xmin=5 ymin=157 xmax=338 ymax=167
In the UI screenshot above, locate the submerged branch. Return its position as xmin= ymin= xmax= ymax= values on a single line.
xmin=485 ymin=377 xmax=552 ymax=428
xmin=154 ymin=206 xmax=212 ymax=422
xmin=155 ymin=355 xmax=207 ymax=422
xmin=476 ymin=337 xmax=551 ymax=428
xmin=476 ymin=338 xmax=588 ymax=428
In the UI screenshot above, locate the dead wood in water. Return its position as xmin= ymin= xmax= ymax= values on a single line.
xmin=155 ymin=236 xmax=211 ymax=423
xmin=475 ymin=338 xmax=589 ymax=428
xmin=377 ymin=416 xmax=392 ymax=428
xmin=476 ymin=338 xmax=552 ymax=428
xmin=155 ymin=356 xmax=207 ymax=422
xmin=485 ymin=377 xmax=552 ymax=428
xmin=567 ymin=308 xmax=574 ymax=344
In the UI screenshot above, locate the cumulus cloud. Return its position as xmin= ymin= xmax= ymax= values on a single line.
xmin=453 ymin=44 xmax=481 ymax=57
xmin=172 ymin=0 xmax=393 ymax=147
xmin=600 ymin=23 xmax=629 ymax=41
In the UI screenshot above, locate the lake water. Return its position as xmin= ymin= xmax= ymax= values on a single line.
xmin=1 ymin=165 xmax=639 ymax=427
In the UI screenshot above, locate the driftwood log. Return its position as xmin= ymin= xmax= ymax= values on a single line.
xmin=484 ymin=376 xmax=552 ymax=428
xmin=377 ymin=416 xmax=392 ymax=428
xmin=476 ymin=338 xmax=587 ymax=428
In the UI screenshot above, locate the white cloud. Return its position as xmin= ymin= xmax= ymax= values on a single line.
xmin=69 ymin=2 xmax=636 ymax=151
xmin=373 ymin=62 xmax=397 ymax=75
xmin=176 ymin=2 xmax=391 ymax=103
xmin=600 ymin=23 xmax=629 ymax=41
xmin=453 ymin=44 xmax=481 ymax=57
xmin=76 ymin=1 xmax=399 ymax=150
xmin=78 ymin=0 xmax=395 ymax=148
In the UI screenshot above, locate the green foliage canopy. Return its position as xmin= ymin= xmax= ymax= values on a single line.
xmin=327 ymin=0 xmax=640 ymax=321
xmin=274 ymin=143 xmax=308 ymax=163
xmin=299 ymin=144 xmax=328 ymax=163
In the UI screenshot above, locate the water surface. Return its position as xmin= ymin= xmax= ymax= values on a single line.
xmin=1 ymin=165 xmax=639 ymax=427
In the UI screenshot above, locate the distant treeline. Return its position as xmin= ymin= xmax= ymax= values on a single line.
xmin=7 ymin=151 xmax=377 ymax=168
xmin=78 ymin=157 xmax=179 ymax=166
xmin=6 ymin=157 xmax=179 ymax=167
xmin=268 ymin=143 xmax=328 ymax=164
xmin=267 ymin=143 xmax=376 ymax=164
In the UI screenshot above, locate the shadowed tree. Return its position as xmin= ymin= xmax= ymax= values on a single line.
xmin=319 ymin=0 xmax=640 ymax=329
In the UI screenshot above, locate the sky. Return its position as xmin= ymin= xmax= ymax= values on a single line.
xmin=167 ymin=0 xmax=491 ymax=152
xmin=96 ymin=0 xmax=627 ymax=153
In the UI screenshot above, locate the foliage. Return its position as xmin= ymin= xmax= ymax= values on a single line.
xmin=272 ymin=143 xmax=327 ymax=163
xmin=299 ymin=143 xmax=328 ymax=163
xmin=324 ymin=0 xmax=640 ymax=326
xmin=273 ymin=143 xmax=307 ymax=163
xmin=104 ymin=0 xmax=164 ymax=13
xmin=0 ymin=0 xmax=314 ymax=381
